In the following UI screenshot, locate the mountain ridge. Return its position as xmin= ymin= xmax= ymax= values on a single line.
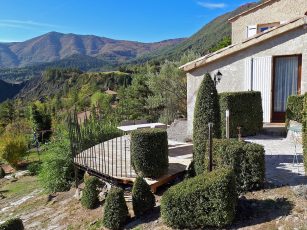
xmin=0 ymin=31 xmax=185 ymax=68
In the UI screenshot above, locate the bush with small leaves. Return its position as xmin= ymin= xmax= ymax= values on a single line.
xmin=132 ymin=177 xmax=155 ymax=216
xmin=27 ymin=162 xmax=41 ymax=176
xmin=81 ymin=176 xmax=100 ymax=209
xmin=161 ymin=168 xmax=236 ymax=229
xmin=131 ymin=128 xmax=168 ymax=178
xmin=103 ymin=187 xmax=128 ymax=230
xmin=0 ymin=166 xmax=5 ymax=179
xmin=0 ymin=218 xmax=24 ymax=230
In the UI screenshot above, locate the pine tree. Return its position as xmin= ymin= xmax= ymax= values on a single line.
xmin=193 ymin=73 xmax=221 ymax=175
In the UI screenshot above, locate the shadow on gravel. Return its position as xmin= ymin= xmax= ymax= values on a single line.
xmin=232 ymin=196 xmax=294 ymax=228
xmin=125 ymin=206 xmax=161 ymax=229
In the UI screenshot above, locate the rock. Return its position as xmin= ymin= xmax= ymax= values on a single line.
xmin=14 ymin=170 xmax=31 ymax=179
xmin=74 ymin=188 xmax=81 ymax=200
xmin=291 ymin=185 xmax=307 ymax=200
xmin=278 ymin=226 xmax=285 ymax=230
xmin=4 ymin=175 xmax=15 ymax=180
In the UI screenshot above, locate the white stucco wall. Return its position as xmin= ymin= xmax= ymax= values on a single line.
xmin=231 ymin=0 xmax=307 ymax=44
xmin=187 ymin=27 xmax=307 ymax=137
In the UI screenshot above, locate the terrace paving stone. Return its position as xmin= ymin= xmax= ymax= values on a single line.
xmin=245 ymin=135 xmax=307 ymax=186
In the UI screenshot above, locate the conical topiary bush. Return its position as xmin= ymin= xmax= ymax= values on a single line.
xmin=103 ymin=187 xmax=128 ymax=230
xmin=132 ymin=177 xmax=155 ymax=216
xmin=193 ymin=73 xmax=221 ymax=175
xmin=81 ymin=176 xmax=100 ymax=209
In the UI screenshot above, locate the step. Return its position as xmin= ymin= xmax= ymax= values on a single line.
xmin=260 ymin=123 xmax=287 ymax=137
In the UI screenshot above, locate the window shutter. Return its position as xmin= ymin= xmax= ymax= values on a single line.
xmin=247 ymin=25 xmax=257 ymax=38
xmin=245 ymin=57 xmax=272 ymax=123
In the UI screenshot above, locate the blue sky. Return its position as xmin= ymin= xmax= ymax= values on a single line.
xmin=0 ymin=0 xmax=253 ymax=43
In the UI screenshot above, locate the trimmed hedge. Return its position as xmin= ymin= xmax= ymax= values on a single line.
xmin=204 ymin=139 xmax=265 ymax=193
xmin=286 ymin=95 xmax=304 ymax=126
xmin=103 ymin=187 xmax=128 ymax=230
xmin=193 ymin=74 xmax=221 ymax=175
xmin=81 ymin=176 xmax=100 ymax=209
xmin=303 ymin=93 xmax=307 ymax=174
xmin=131 ymin=128 xmax=168 ymax=178
xmin=219 ymin=91 xmax=263 ymax=138
xmin=132 ymin=177 xmax=156 ymax=216
xmin=0 ymin=218 xmax=24 ymax=230
xmin=161 ymin=168 xmax=236 ymax=229
xmin=0 ymin=166 xmax=5 ymax=179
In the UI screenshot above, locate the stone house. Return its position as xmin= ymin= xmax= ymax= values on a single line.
xmin=180 ymin=0 xmax=307 ymax=137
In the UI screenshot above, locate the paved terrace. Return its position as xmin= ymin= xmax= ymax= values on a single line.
xmin=245 ymin=135 xmax=307 ymax=186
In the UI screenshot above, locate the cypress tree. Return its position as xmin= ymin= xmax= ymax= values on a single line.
xmin=193 ymin=73 xmax=221 ymax=175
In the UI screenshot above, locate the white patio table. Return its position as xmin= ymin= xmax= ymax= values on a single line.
xmin=117 ymin=123 xmax=166 ymax=132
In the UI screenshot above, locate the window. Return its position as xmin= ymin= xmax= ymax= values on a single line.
xmin=257 ymin=22 xmax=280 ymax=33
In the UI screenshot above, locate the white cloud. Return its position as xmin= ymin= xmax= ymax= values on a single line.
xmin=197 ymin=2 xmax=227 ymax=9
xmin=0 ymin=19 xmax=59 ymax=29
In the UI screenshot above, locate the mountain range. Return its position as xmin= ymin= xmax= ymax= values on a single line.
xmin=0 ymin=2 xmax=258 ymax=102
xmin=0 ymin=32 xmax=185 ymax=68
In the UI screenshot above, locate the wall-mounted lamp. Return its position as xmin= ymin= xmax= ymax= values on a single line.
xmin=214 ymin=70 xmax=223 ymax=86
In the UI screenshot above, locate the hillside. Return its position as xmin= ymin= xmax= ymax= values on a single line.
xmin=0 ymin=54 xmax=115 ymax=83
xmin=0 ymin=32 xmax=185 ymax=68
xmin=135 ymin=3 xmax=258 ymax=62
xmin=16 ymin=69 xmax=132 ymax=102
xmin=0 ymin=80 xmax=25 ymax=102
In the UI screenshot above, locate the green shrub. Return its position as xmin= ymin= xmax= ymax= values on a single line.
xmin=204 ymin=139 xmax=265 ymax=193
xmin=27 ymin=162 xmax=41 ymax=176
xmin=131 ymin=128 xmax=168 ymax=178
xmin=132 ymin=177 xmax=155 ymax=216
xmin=286 ymin=95 xmax=304 ymax=126
xmin=0 ymin=218 xmax=24 ymax=230
xmin=193 ymin=74 xmax=221 ymax=175
xmin=81 ymin=176 xmax=100 ymax=209
xmin=103 ymin=187 xmax=128 ymax=230
xmin=0 ymin=134 xmax=28 ymax=168
xmin=38 ymin=133 xmax=74 ymax=193
xmin=303 ymin=93 xmax=307 ymax=174
xmin=0 ymin=166 xmax=5 ymax=178
xmin=219 ymin=91 xmax=263 ymax=138
xmin=161 ymin=168 xmax=236 ymax=229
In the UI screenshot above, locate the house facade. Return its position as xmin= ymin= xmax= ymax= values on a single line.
xmin=180 ymin=0 xmax=307 ymax=137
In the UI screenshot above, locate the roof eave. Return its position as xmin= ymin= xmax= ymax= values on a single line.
xmin=180 ymin=17 xmax=306 ymax=72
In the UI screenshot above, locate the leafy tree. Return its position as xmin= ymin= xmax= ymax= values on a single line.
xmin=116 ymin=74 xmax=152 ymax=121
xmin=209 ymin=36 xmax=231 ymax=53
xmin=38 ymin=132 xmax=74 ymax=193
xmin=31 ymin=102 xmax=52 ymax=141
xmin=0 ymin=134 xmax=28 ymax=168
xmin=0 ymin=100 xmax=15 ymax=125
xmin=193 ymin=74 xmax=221 ymax=175
xmin=146 ymin=52 xmax=199 ymax=124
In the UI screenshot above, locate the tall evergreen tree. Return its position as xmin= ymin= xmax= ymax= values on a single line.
xmin=193 ymin=73 xmax=221 ymax=175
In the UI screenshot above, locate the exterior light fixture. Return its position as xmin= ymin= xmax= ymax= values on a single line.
xmin=214 ymin=70 xmax=223 ymax=86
